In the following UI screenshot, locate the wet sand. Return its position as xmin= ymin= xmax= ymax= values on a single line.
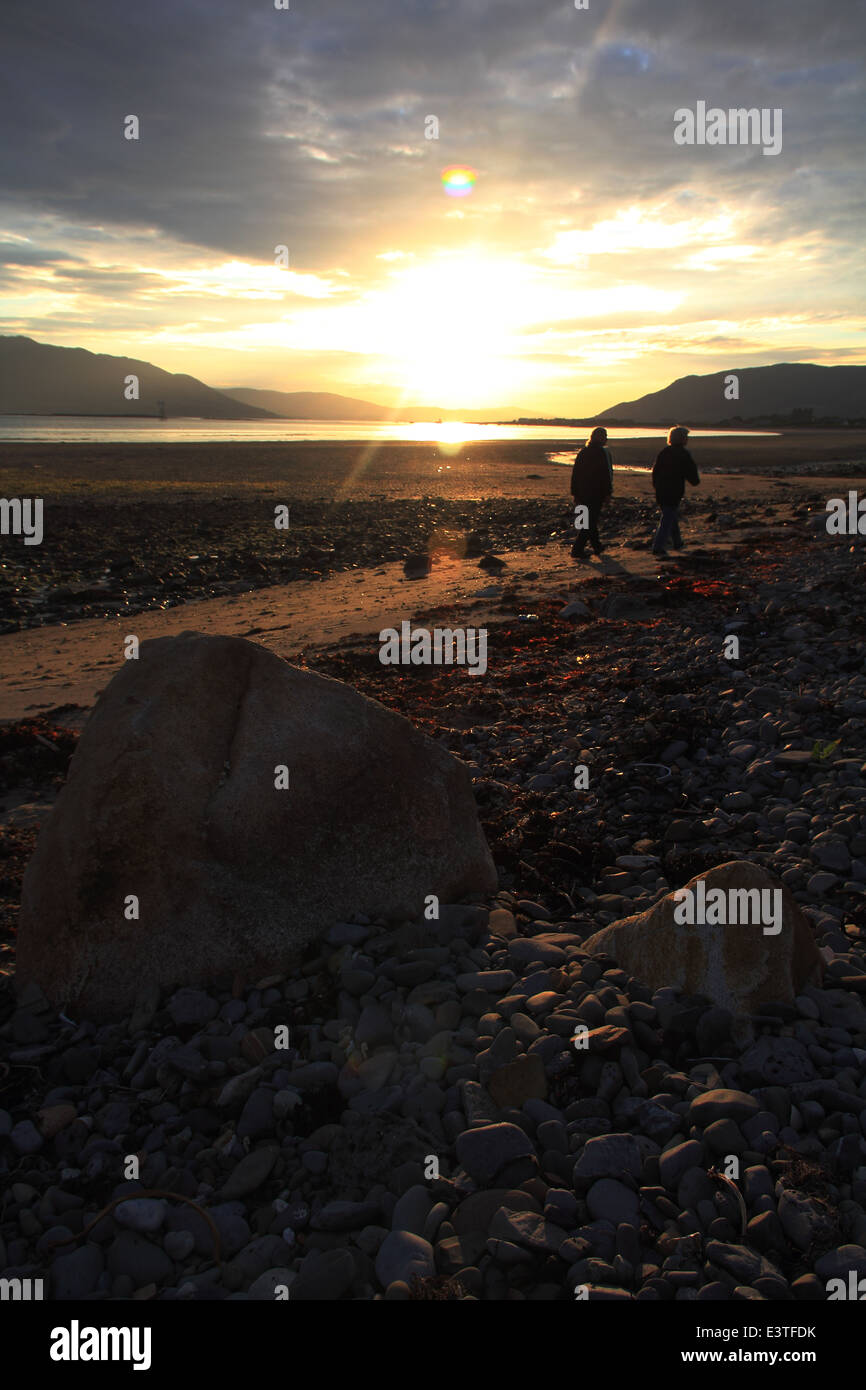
xmin=0 ymin=485 xmax=854 ymax=721
xmin=1 ymin=434 xmax=865 ymax=719
xmin=3 ymin=430 xmax=866 ymax=500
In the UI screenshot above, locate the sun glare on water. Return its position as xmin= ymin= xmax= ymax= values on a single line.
xmin=402 ymin=420 xmax=483 ymax=448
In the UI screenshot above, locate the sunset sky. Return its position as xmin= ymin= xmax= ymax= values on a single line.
xmin=1 ymin=0 xmax=864 ymax=415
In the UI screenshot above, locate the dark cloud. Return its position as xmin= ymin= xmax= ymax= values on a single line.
xmin=0 ymin=242 xmax=84 ymax=267
xmin=0 ymin=0 xmax=862 ymax=271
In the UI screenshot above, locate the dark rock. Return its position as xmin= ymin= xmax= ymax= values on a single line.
xmin=107 ymin=1231 xmax=174 ymax=1287
xmin=456 ymin=1123 xmax=536 ymax=1186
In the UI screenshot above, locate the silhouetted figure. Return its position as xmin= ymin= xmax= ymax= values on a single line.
xmin=652 ymin=425 xmax=699 ymax=558
xmin=570 ymin=426 xmax=613 ymax=559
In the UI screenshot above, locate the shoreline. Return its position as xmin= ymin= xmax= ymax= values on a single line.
xmin=0 ymin=456 xmax=861 ymax=638
xmin=0 ymin=483 xmax=851 ymax=720
xmin=3 ymin=430 xmax=866 ymax=492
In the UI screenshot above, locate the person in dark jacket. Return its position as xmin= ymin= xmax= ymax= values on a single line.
xmin=570 ymin=426 xmax=613 ymax=558
xmin=651 ymin=425 xmax=700 ymax=557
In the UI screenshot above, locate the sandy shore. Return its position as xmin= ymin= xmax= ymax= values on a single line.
xmin=1 ymin=436 xmax=864 ymax=718
xmin=0 ymin=485 xmax=849 ymax=720
xmin=3 ymin=431 xmax=866 ymax=501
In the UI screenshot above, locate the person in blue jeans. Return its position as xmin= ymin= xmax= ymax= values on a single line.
xmin=652 ymin=425 xmax=700 ymax=557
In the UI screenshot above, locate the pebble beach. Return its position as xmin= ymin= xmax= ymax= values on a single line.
xmin=2 ymin=437 xmax=866 ymax=1304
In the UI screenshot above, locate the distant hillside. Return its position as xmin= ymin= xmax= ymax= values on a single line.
xmin=222 ymin=386 xmax=418 ymax=421
xmin=596 ymin=363 xmax=866 ymax=424
xmin=221 ymin=386 xmax=518 ymax=422
xmin=0 ymin=337 xmax=274 ymax=418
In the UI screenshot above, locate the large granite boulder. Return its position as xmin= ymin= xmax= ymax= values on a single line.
xmin=581 ymin=860 xmax=823 ymax=1020
xmin=17 ymin=632 xmax=497 ymax=1019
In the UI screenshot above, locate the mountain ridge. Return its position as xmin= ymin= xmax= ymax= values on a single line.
xmin=595 ymin=363 xmax=866 ymax=424
xmin=2 ymin=337 xmax=864 ymax=424
xmin=219 ymin=385 xmax=520 ymax=422
xmin=0 ymin=336 xmax=275 ymax=419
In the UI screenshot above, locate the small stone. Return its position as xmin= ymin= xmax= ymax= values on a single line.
xmin=312 ymin=1200 xmax=381 ymax=1232
xmin=167 ymin=987 xmax=218 ymax=1028
xmin=391 ymin=1186 xmax=432 ymax=1237
xmin=11 ymin=1120 xmax=43 ymax=1155
xmin=560 ymin=600 xmax=591 ymax=619
xmin=286 ymin=1062 xmax=338 ymax=1091
xmin=459 ymin=1079 xmax=500 ymax=1128
xmin=489 ymin=1208 xmax=567 ymax=1255
xmin=358 ymin=1051 xmax=397 ymax=1091
xmin=228 ymin=1235 xmax=296 ymax=1285
xmin=747 ymin=1211 xmax=785 ymax=1252
xmin=220 ymin=1145 xmax=279 ymax=1200
xmin=488 ymin=1055 xmax=547 ymax=1108
xmin=703 ymin=1118 xmax=746 ymax=1156
xmin=659 ymin=1140 xmax=704 ymax=1190
xmin=774 ymin=750 xmax=814 ymax=769
xmin=164 ymin=1230 xmax=195 ymax=1261
xmin=273 ymin=1089 xmax=302 ymax=1121
xmin=777 ymin=1189 xmax=833 ymax=1252
xmin=240 ymin=1028 xmax=276 ymax=1064
xmin=292 ymin=1248 xmax=355 ymax=1301
xmin=456 ymin=969 xmax=515 ymax=994
xmin=573 ymin=1134 xmax=646 ymax=1183
xmin=584 ymin=1025 xmax=629 ymax=1053
xmin=107 ymin=1232 xmax=174 ymax=1287
xmin=38 ymin=1105 xmax=77 ymax=1139
xmin=814 ymin=1245 xmax=866 ymax=1281
xmin=586 ymin=1179 xmax=639 ymax=1225
xmin=50 ymin=1245 xmax=104 ymax=1300
xmin=375 ymin=1231 xmax=435 ymax=1288
xmin=248 ymin=1268 xmax=295 ymax=1300
xmin=810 ymin=836 xmax=850 ymax=873
xmin=808 ymin=871 xmax=838 ymax=896
xmin=705 ymin=1240 xmax=781 ymax=1285
xmin=217 ymin=1066 xmax=264 ymax=1110
xmin=739 ymin=1037 xmax=818 ymax=1086
xmin=489 ymin=908 xmax=517 ymax=939
xmin=456 ymin=1122 xmax=536 ymax=1186
xmin=237 ymin=1086 xmax=276 ymax=1138
xmin=114 ymin=1199 xmax=167 ymax=1234
xmin=689 ymin=1090 xmax=761 ymax=1128
xmin=664 ymin=819 xmax=699 ymax=843
xmin=98 ymin=1101 xmax=131 ymax=1139
xmin=355 ymin=1006 xmax=393 ymax=1049
xmin=301 ymin=1150 xmax=328 ymax=1175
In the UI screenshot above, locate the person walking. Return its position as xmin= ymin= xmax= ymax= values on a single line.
xmin=570 ymin=426 xmax=614 ymax=559
xmin=652 ymin=425 xmax=700 ymax=558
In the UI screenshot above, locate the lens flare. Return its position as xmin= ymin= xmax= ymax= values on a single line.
xmin=441 ymin=165 xmax=477 ymax=197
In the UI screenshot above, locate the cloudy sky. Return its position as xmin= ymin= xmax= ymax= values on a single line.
xmin=1 ymin=0 xmax=864 ymax=414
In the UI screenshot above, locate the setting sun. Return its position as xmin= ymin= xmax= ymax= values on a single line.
xmin=370 ymin=256 xmax=522 ymax=403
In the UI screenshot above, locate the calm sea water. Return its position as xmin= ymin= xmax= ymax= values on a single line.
xmin=0 ymin=416 xmax=778 ymax=446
